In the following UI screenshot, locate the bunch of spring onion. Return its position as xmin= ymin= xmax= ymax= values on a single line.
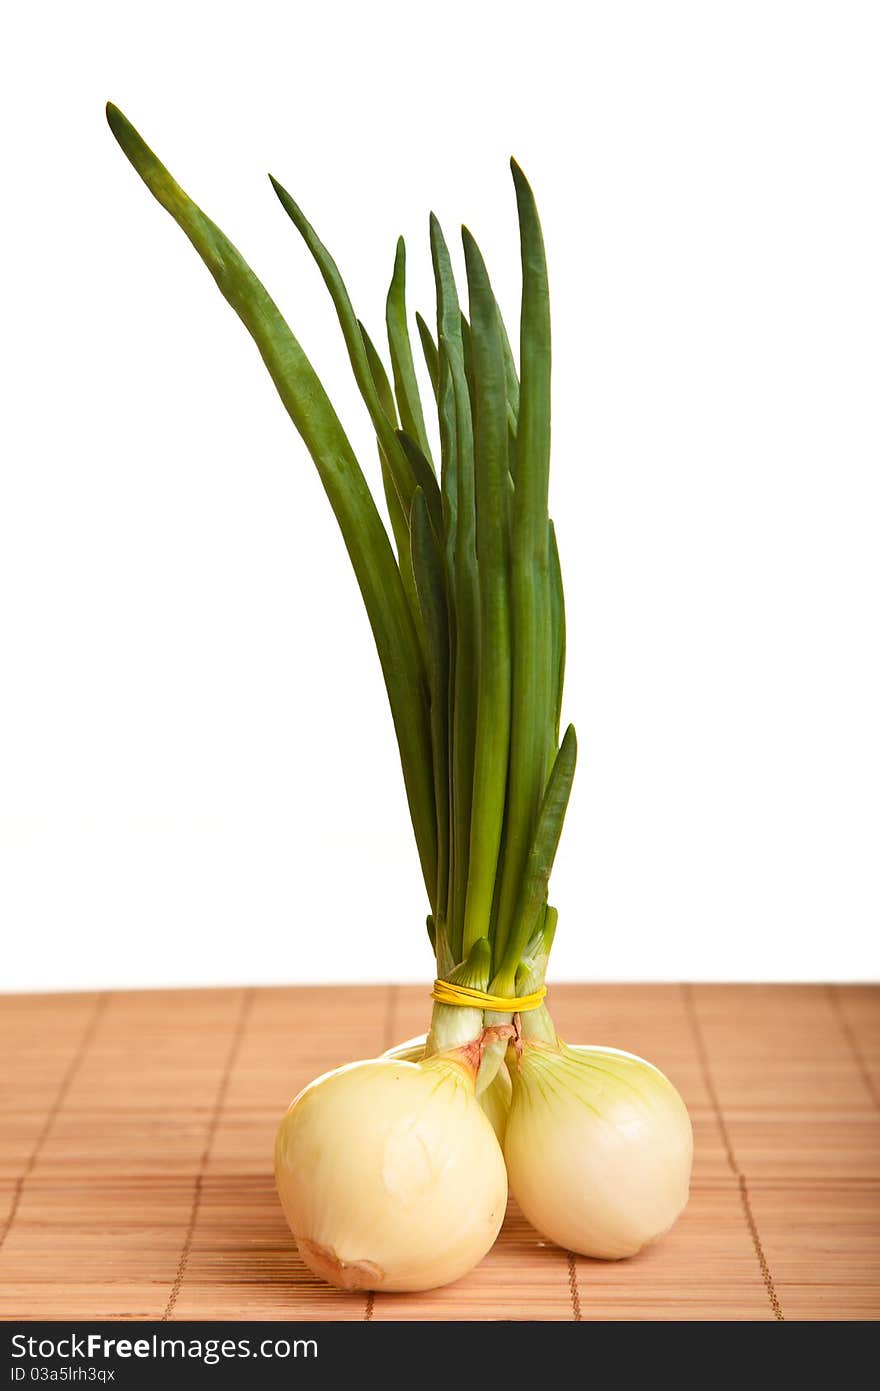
xmin=107 ymin=104 xmax=693 ymax=1292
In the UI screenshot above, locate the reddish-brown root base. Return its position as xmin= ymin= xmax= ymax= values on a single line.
xmin=297 ymin=1237 xmax=384 ymax=1291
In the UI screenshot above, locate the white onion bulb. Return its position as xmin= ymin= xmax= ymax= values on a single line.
xmin=275 ymin=1055 xmax=507 ymax=1292
xmin=504 ymin=1043 xmax=693 ymax=1259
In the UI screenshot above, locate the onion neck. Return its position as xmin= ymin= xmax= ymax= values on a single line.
xmin=476 ymin=913 xmax=559 ymax=1088
xmin=424 ymin=905 xmax=563 ymax=1075
xmin=424 ymin=937 xmax=491 ymax=1058
xmin=518 ymin=1003 xmax=558 ymax=1046
xmin=512 ymin=930 xmax=560 ymax=1047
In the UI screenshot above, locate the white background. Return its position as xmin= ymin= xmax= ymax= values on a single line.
xmin=1 ymin=1 xmax=878 ymax=991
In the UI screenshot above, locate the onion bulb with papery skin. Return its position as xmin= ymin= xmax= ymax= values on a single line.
xmin=383 ymin=1033 xmax=513 ymax=1143
xmin=504 ymin=1042 xmax=693 ymax=1260
xmin=275 ymin=1054 xmax=507 ymax=1292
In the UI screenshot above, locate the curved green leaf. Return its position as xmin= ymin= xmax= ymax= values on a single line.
xmin=495 ymin=725 xmax=576 ymax=989
xmin=269 ymin=174 xmax=418 ymax=512
xmin=106 ymin=103 xmax=437 ymax=904
xmin=386 ymin=239 xmax=434 ymax=466
xmin=461 ymin=227 xmax=512 ymax=958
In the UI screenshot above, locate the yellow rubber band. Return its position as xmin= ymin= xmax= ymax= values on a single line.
xmin=431 ymin=980 xmax=547 ymax=1013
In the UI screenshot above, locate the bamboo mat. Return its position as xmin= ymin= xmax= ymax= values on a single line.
xmin=1 ymin=984 xmax=878 ymax=1321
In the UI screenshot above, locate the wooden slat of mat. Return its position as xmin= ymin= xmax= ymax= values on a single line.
xmin=831 ymin=986 xmax=880 ymax=1105
xmin=689 ymin=985 xmax=880 ymax=1184
xmin=61 ymin=989 xmax=249 ymax=1111
xmin=747 ymin=1180 xmax=880 ymax=1320
xmin=721 ymin=1113 xmax=880 ymax=1179
xmin=734 ymin=990 xmax=878 ymax=1324
xmin=0 ymin=990 xmax=248 ymax=1320
xmin=685 ymin=983 xmax=880 ymax=1319
xmin=0 ymin=993 xmax=101 ymax=1107
xmin=0 ymin=1179 xmax=193 ymax=1320
xmin=0 ymin=1186 xmax=16 ymax=1233
xmin=31 ymin=991 xmax=248 ymax=1180
xmin=165 ymin=1176 xmax=364 ymax=1321
xmin=0 ymin=993 xmax=101 ymax=1179
xmin=833 ymin=986 xmax=880 ymax=1053
xmin=683 ymin=985 xmax=779 ymax=1319
xmin=689 ymin=984 xmax=874 ymax=1109
xmin=0 ymin=993 xmax=106 ymax=1274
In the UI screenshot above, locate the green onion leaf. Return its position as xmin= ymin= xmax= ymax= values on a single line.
xmin=359 ymin=322 xmax=425 ymax=648
xmin=106 ymin=103 xmax=438 ymax=905
xmin=461 ymin=227 xmax=512 ymax=958
xmin=416 ymin=311 xmax=440 ymax=400
xmin=269 ymin=174 xmax=418 ymax=513
xmin=386 ymin=238 xmax=434 ymax=467
xmin=397 ymin=431 xmax=443 ymax=541
xmin=495 ymin=725 xmax=577 ymax=990
xmin=430 ymin=216 xmax=479 ymax=964
xmin=411 ymin=486 xmax=452 ymax=923
xmin=493 ymin=159 xmax=554 ymax=967
xmin=548 ymin=518 xmax=566 ymax=748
